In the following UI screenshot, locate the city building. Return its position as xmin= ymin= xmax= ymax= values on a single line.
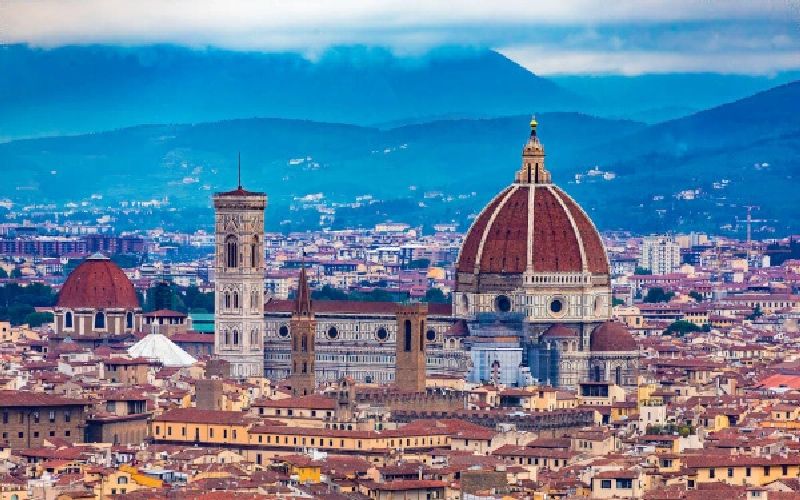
xmin=213 ymin=183 xmax=267 ymax=378
xmin=639 ymin=235 xmax=682 ymax=274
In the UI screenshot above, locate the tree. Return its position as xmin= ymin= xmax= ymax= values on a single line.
xmin=424 ymin=288 xmax=448 ymax=303
xmin=0 ymin=268 xmax=8 ymax=279
xmin=665 ymin=320 xmax=701 ymax=336
xmin=634 ymin=267 xmax=652 ymax=275
xmin=612 ymin=298 xmax=625 ymax=307
xmin=746 ymin=305 xmax=763 ymax=320
xmin=145 ymin=282 xmax=178 ymax=312
xmin=689 ymin=291 xmax=703 ymax=302
xmin=24 ymin=311 xmax=54 ymax=327
xmin=644 ymin=287 xmax=674 ymax=303
xmin=10 ymin=268 xmax=22 ymax=279
xmin=312 ymin=285 xmax=348 ymax=301
xmin=407 ymin=258 xmax=430 ymax=269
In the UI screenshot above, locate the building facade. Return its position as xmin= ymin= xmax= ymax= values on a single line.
xmin=639 ymin=236 xmax=681 ymax=274
xmin=213 ymin=185 xmax=267 ymax=378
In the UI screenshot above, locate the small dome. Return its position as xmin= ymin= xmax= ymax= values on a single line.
xmin=57 ymin=254 xmax=139 ymax=309
xmin=590 ymin=321 xmax=637 ymax=352
xmin=541 ymin=324 xmax=577 ymax=339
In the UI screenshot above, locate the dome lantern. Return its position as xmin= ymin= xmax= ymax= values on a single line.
xmin=516 ymin=115 xmax=551 ymax=184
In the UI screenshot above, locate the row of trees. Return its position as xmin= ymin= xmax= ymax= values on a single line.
xmin=0 ymin=283 xmax=56 ymax=326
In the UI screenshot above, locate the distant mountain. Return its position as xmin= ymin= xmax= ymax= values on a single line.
xmin=568 ymin=81 xmax=800 ymax=234
xmin=0 ymin=44 xmax=578 ymax=141
xmin=551 ymin=73 xmax=800 ymax=123
xmin=0 ymin=112 xmax=642 ymax=231
xmin=1 ymin=81 xmax=798 ymax=235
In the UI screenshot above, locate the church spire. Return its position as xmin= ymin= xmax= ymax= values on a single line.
xmin=516 ymin=116 xmax=551 ymax=184
xmin=293 ymin=261 xmax=313 ymax=317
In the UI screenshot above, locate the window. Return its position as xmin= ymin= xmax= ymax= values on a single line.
xmin=94 ymin=311 xmax=105 ymax=329
xmin=746 ymin=467 xmax=751 ymax=477
xmin=251 ymin=237 xmax=259 ymax=268
xmin=709 ymin=469 xmax=715 ymax=479
xmin=233 ymin=330 xmax=239 ymax=345
xmin=426 ymin=329 xmax=436 ymax=342
xmin=279 ymin=325 xmax=289 ymax=338
xmin=764 ymin=466 xmax=770 ymax=476
xmin=225 ymin=235 xmax=239 ymax=268
xmin=376 ymin=327 xmax=388 ymax=341
xmin=600 ymin=479 xmax=612 ymax=489
xmin=233 ymin=292 xmax=239 ymax=309
xmin=404 ymin=320 xmax=412 ymax=351
xmin=118 ymin=476 xmax=128 ymax=485
xmin=327 ymin=326 xmax=338 ymax=339
xmin=126 ymin=311 xmax=134 ymax=329
xmin=64 ymin=311 xmax=73 ymax=329
xmin=727 ymin=467 xmax=733 ymax=478
xmin=782 ymin=465 xmax=788 ymax=475
xmin=495 ymin=295 xmax=511 ymax=312
xmin=616 ymin=479 xmax=633 ymax=489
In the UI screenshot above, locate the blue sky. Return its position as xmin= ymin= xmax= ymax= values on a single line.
xmin=3 ymin=0 xmax=800 ymax=75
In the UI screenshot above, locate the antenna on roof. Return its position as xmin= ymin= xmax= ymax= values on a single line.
xmin=237 ymin=151 xmax=242 ymax=189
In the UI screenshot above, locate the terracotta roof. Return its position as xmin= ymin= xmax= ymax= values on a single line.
xmin=252 ymin=395 xmax=337 ymax=410
xmin=264 ymin=299 xmax=451 ymax=316
xmin=590 ymin=321 xmax=638 ymax=352
xmin=456 ymin=184 xmax=608 ymax=275
xmin=154 ymin=408 xmax=252 ymax=426
xmin=0 ymin=391 xmax=88 ymax=408
xmin=541 ymin=324 xmax=578 ymax=339
xmin=144 ymin=309 xmax=186 ymax=318
xmin=215 ymin=186 xmax=265 ymax=197
xmin=56 ymin=254 xmax=139 ymax=309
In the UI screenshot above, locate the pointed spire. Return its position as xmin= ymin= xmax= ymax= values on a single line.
xmin=237 ymin=151 xmax=242 ymax=189
xmin=293 ymin=258 xmax=313 ymax=317
xmin=516 ymin=117 xmax=551 ymax=184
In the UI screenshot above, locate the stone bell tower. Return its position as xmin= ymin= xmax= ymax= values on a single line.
xmin=394 ymin=303 xmax=428 ymax=392
xmin=290 ymin=265 xmax=316 ymax=395
xmin=213 ymin=177 xmax=266 ymax=379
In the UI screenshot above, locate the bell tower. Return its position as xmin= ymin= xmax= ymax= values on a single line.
xmin=213 ymin=180 xmax=266 ymax=379
xmin=394 ymin=303 xmax=428 ymax=392
xmin=290 ymin=265 xmax=316 ymax=395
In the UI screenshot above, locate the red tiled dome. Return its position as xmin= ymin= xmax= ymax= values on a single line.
xmin=541 ymin=324 xmax=578 ymax=338
xmin=57 ymin=254 xmax=140 ymax=309
xmin=456 ymin=184 xmax=608 ymax=275
xmin=590 ymin=322 xmax=637 ymax=352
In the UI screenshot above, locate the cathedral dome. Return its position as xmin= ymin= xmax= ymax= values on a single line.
xmin=57 ymin=253 xmax=139 ymax=309
xmin=590 ymin=321 xmax=637 ymax=352
xmin=456 ymin=121 xmax=608 ymax=278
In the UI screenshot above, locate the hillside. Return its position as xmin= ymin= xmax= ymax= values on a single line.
xmin=0 ymin=44 xmax=577 ymax=141
xmin=1 ymin=81 xmax=798 ymax=235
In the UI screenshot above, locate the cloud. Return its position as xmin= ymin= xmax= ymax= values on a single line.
xmin=500 ymin=46 xmax=800 ymax=75
xmin=2 ymin=0 xmax=799 ymax=74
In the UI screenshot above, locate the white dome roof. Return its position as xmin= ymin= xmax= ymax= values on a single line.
xmin=128 ymin=333 xmax=197 ymax=367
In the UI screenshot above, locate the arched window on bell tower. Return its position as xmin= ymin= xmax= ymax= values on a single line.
xmin=251 ymin=235 xmax=259 ymax=268
xmin=225 ymin=235 xmax=238 ymax=268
